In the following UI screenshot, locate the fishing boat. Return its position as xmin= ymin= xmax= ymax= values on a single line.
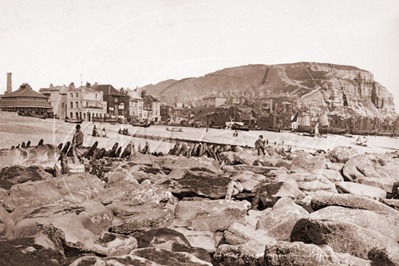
xmin=65 ymin=118 xmax=83 ymax=124
xmin=231 ymin=122 xmax=250 ymax=131
xmin=28 ymin=111 xmax=47 ymax=119
xmin=132 ymin=122 xmax=150 ymax=128
xmin=166 ymin=127 xmax=183 ymax=132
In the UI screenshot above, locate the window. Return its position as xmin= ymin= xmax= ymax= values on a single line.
xmin=76 ymin=93 xmax=78 ymax=97
xmin=83 ymin=113 xmax=86 ymax=119
xmin=95 ymin=94 xmax=97 ymax=99
xmin=70 ymin=102 xmax=73 ymax=108
xmin=76 ymin=112 xmax=79 ymax=119
xmin=61 ymin=103 xmax=64 ymax=108
xmin=70 ymin=112 xmax=73 ymax=118
xmin=76 ymin=102 xmax=79 ymax=108
xmin=70 ymin=93 xmax=73 ymax=98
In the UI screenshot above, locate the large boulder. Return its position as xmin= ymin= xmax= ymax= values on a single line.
xmin=10 ymin=201 xmax=137 ymax=255
xmin=336 ymin=181 xmax=386 ymax=199
xmin=0 ymin=166 xmax=53 ymax=190
xmin=0 ymin=145 xmax=61 ymax=170
xmin=309 ymin=206 xmax=399 ymax=241
xmin=157 ymin=156 xmax=222 ymax=175
xmin=230 ymin=171 xmax=266 ymax=192
xmin=218 ymin=151 xmax=236 ymax=165
xmin=256 ymin=198 xmax=309 ymax=241
xmin=290 ymin=218 xmax=399 ymax=261
xmin=130 ymin=247 xmax=212 ymax=266
xmin=327 ymin=146 xmax=359 ymax=163
xmin=0 ymin=233 xmax=66 ymax=266
xmin=167 ymin=170 xmax=231 ymax=199
xmin=133 ymin=228 xmax=211 ymax=263
xmin=234 ymin=150 xmax=256 ymax=166
xmin=12 ymin=174 xmax=93 ymax=206
xmin=264 ymin=241 xmax=349 ymax=266
xmin=173 ymin=228 xmax=217 ymax=253
xmin=109 ymin=202 xmax=174 ymax=233
xmin=252 ymin=181 xmax=305 ymax=209
xmin=0 ymin=205 xmax=15 ymax=240
xmin=174 ymin=199 xmax=250 ymax=232
xmin=69 ymin=255 xmax=163 ymax=266
xmin=291 ymin=153 xmax=329 ymax=172
xmin=9 ymin=174 xmax=105 ymax=209
xmin=310 ymin=193 xmax=399 ymax=217
xmin=298 ymin=180 xmax=338 ymax=193
xmin=214 ymin=240 xmax=272 ymax=266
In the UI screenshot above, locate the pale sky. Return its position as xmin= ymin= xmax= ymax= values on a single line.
xmin=0 ymin=0 xmax=398 ymax=110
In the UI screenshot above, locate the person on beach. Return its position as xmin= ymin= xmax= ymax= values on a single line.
xmin=72 ymin=124 xmax=84 ymax=164
xmin=92 ymin=125 xmax=99 ymax=137
xmin=102 ymin=127 xmax=106 ymax=137
xmin=255 ymin=135 xmax=266 ymax=156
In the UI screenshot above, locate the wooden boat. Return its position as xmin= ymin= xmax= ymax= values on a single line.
xmin=231 ymin=123 xmax=250 ymax=131
xmin=319 ymin=127 xmax=347 ymax=135
xmin=351 ymin=129 xmax=369 ymax=136
xmin=296 ymin=125 xmax=314 ymax=134
xmin=65 ymin=118 xmax=83 ymax=124
xmin=166 ymin=127 xmax=183 ymax=132
xmin=210 ymin=125 xmax=222 ymax=129
xmin=28 ymin=111 xmax=47 ymax=119
xmin=132 ymin=122 xmax=150 ymax=128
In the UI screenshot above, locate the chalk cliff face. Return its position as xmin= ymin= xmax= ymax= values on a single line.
xmin=141 ymin=62 xmax=396 ymax=120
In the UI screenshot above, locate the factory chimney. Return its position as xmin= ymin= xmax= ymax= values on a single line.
xmin=6 ymin=73 xmax=12 ymax=94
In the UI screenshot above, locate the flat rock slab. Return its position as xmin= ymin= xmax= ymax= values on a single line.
xmin=310 ymin=192 xmax=399 ymax=217
xmin=174 ymin=200 xmax=249 ymax=232
xmin=214 ymin=240 xmax=270 ymax=266
xmin=291 ymin=154 xmax=328 ymax=172
xmin=69 ymin=255 xmax=163 ymax=266
xmin=157 ymin=156 xmax=222 ymax=175
xmin=224 ymin=165 xmax=278 ymax=175
xmin=336 ymin=181 xmax=386 ymax=199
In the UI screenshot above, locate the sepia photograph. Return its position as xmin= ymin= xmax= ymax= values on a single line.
xmin=0 ymin=0 xmax=399 ymax=265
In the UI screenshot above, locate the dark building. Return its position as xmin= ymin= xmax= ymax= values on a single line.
xmin=0 ymin=83 xmax=52 ymax=114
xmin=93 ymin=84 xmax=129 ymax=118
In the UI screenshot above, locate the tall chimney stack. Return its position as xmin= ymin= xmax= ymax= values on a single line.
xmin=6 ymin=73 xmax=12 ymax=94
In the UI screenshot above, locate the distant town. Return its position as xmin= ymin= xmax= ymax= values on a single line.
xmin=0 ymin=72 xmax=396 ymax=135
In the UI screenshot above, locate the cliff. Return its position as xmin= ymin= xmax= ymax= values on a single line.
xmin=140 ymin=62 xmax=396 ymax=120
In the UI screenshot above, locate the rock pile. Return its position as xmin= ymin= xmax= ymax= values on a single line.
xmin=1 ymin=142 xmax=399 ymax=265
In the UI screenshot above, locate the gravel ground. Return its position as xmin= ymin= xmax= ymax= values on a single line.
xmin=1 ymin=112 xmax=398 ymax=154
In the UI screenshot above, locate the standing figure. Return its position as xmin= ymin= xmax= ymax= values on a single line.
xmin=102 ymin=127 xmax=107 ymax=137
xmin=255 ymin=135 xmax=266 ymax=156
xmin=72 ymin=124 xmax=84 ymax=164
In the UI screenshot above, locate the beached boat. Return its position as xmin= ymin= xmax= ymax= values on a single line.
xmin=28 ymin=111 xmax=47 ymax=119
xmin=351 ymin=129 xmax=369 ymax=136
xmin=319 ymin=127 xmax=347 ymax=135
xmin=231 ymin=123 xmax=250 ymax=131
xmin=296 ymin=125 xmax=314 ymax=133
xmin=166 ymin=127 xmax=183 ymax=132
xmin=65 ymin=118 xmax=83 ymax=124
xmin=132 ymin=122 xmax=150 ymax=128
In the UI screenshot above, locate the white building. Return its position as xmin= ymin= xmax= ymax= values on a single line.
xmin=127 ymin=89 xmax=143 ymax=120
xmin=66 ymin=83 xmax=107 ymax=121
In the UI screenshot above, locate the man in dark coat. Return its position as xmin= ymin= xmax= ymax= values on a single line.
xmin=255 ymin=135 xmax=266 ymax=156
xmin=72 ymin=124 xmax=84 ymax=163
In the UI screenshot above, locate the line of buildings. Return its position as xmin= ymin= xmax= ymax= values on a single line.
xmin=0 ymin=73 xmax=161 ymax=123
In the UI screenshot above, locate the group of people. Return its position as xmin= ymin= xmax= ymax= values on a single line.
xmin=92 ymin=125 xmax=107 ymax=137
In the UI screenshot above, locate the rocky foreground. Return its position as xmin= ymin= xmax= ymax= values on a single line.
xmin=1 ymin=141 xmax=399 ymax=265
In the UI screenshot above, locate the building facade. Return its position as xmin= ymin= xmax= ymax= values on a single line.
xmin=66 ymin=83 xmax=107 ymax=120
xmin=0 ymin=83 xmax=52 ymax=114
xmin=141 ymin=90 xmax=161 ymax=122
xmin=39 ymin=84 xmax=68 ymax=119
xmin=93 ymin=84 xmax=130 ymax=118
xmin=127 ymin=89 xmax=143 ymax=121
